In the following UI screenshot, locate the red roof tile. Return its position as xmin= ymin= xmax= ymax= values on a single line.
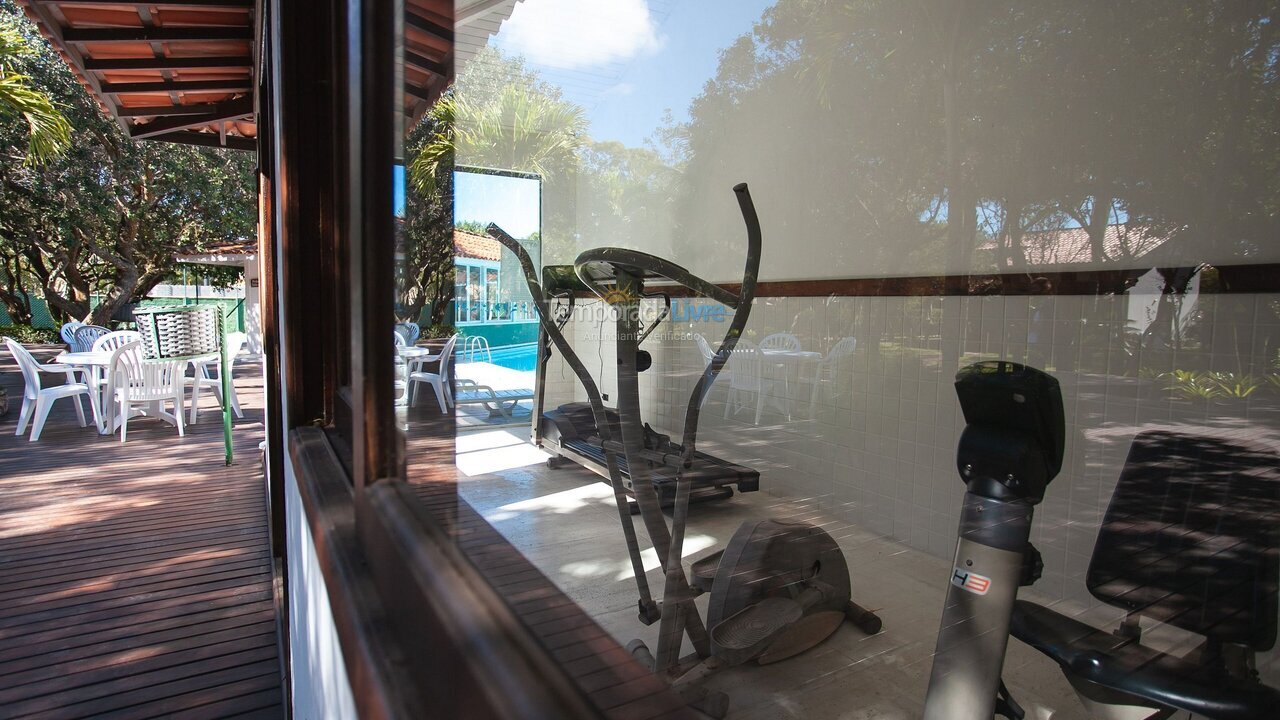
xmin=454 ymin=229 xmax=502 ymax=262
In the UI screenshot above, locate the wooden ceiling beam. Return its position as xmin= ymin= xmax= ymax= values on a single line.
xmin=147 ymin=130 xmax=256 ymax=151
xmin=129 ymin=96 xmax=252 ymax=138
xmin=64 ymin=26 xmax=252 ymax=43
xmin=27 ymin=1 xmax=250 ymax=6
xmin=101 ymin=78 xmax=251 ymax=94
xmin=84 ymin=55 xmax=250 ymax=71
xmin=405 ymin=10 xmax=452 ymax=43
xmin=403 ymin=49 xmax=446 ymax=78
xmin=118 ymin=99 xmax=247 ymax=117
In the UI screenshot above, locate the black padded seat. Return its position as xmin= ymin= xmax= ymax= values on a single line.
xmin=1012 ymin=429 xmax=1280 ymax=720
xmin=1011 ymin=600 xmax=1280 ymax=720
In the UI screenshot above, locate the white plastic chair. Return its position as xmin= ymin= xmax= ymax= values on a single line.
xmin=723 ymin=339 xmax=780 ymax=425
xmin=409 ymin=334 xmax=458 ymax=412
xmin=5 ymin=337 xmax=93 ymax=441
xmin=807 ymin=336 xmax=856 ymax=416
xmin=189 ymin=331 xmax=246 ymax=423
xmin=693 ymin=333 xmax=732 ymax=407
xmin=72 ymin=325 xmax=110 ymax=353
xmin=86 ymin=331 xmax=143 ymax=428
xmin=91 ymin=330 xmax=142 ymax=354
xmin=109 ymin=340 xmax=187 ymax=442
xmin=759 ymin=332 xmax=801 ymax=352
xmin=394 ymin=322 xmax=421 ymax=346
xmin=59 ymin=322 xmax=84 ymax=350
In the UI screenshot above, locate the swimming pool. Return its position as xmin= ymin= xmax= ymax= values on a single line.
xmin=481 ymin=342 xmax=538 ymax=372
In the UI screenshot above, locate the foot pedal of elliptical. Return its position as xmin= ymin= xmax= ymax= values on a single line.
xmin=710 ymin=597 xmax=803 ymax=666
xmin=689 ymin=550 xmax=724 ymax=594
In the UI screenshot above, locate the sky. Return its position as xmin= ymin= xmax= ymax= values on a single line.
xmin=454 ymin=1 xmax=774 ymax=239
xmin=492 ymin=0 xmax=774 ymax=148
xmin=454 ymin=171 xmax=542 ymax=238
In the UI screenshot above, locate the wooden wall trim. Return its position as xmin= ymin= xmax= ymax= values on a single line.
xmin=289 ymin=428 xmax=421 ymax=719
xmin=596 ymin=262 xmax=1280 ymax=299
xmin=358 ymin=482 xmax=613 ymax=720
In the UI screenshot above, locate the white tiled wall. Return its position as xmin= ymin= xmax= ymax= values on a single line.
xmin=541 ymin=292 xmax=1280 ymax=608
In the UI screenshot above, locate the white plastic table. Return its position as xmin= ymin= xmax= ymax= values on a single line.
xmin=55 ymin=350 xmax=114 ymax=433
xmin=759 ymin=348 xmax=822 ymax=418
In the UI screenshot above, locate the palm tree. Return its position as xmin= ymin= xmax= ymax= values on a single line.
xmin=410 ymin=84 xmax=586 ymax=195
xmin=0 ymin=23 xmax=70 ymax=165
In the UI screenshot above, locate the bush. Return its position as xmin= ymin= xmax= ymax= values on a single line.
xmin=422 ymin=323 xmax=457 ymax=340
xmin=0 ymin=325 xmax=62 ymax=344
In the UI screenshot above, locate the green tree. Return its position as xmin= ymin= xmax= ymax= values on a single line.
xmin=400 ymin=47 xmax=586 ymax=326
xmin=0 ymin=3 xmax=254 ymax=327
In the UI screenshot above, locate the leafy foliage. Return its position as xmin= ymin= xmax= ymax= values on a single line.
xmin=0 ymin=2 xmax=254 ymax=327
xmin=400 ymin=48 xmax=586 ymax=325
xmin=0 ymin=19 xmax=69 ymax=164
xmin=0 ymin=323 xmax=57 ymax=343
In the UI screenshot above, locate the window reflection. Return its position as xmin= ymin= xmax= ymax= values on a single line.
xmin=401 ymin=1 xmax=1280 ymax=717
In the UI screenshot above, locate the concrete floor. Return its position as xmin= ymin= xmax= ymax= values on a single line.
xmin=453 ymin=428 xmax=1117 ymax=720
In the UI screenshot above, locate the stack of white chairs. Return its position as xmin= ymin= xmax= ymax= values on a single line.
xmin=106 ymin=340 xmax=187 ymax=442
xmin=72 ymin=325 xmax=110 ymax=353
xmin=59 ymin=321 xmax=84 ymax=350
xmin=87 ymin=330 xmax=143 ymax=430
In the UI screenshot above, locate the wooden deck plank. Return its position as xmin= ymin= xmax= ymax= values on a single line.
xmin=0 ymin=348 xmax=284 ymax=719
xmin=21 ymin=659 xmax=282 ymax=720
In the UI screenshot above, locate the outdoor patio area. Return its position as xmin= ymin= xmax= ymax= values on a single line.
xmin=0 ymin=347 xmax=284 ymax=719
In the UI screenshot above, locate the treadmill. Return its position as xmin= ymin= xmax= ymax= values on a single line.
xmin=540 ymin=400 xmax=759 ymax=507
xmin=507 ymin=249 xmax=761 ymax=511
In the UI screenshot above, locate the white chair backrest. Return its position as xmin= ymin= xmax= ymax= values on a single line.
xmin=5 ymin=338 xmax=43 ymax=399
xmin=113 ymin=341 xmax=184 ymax=399
xmin=726 ymin=339 xmax=762 ymax=391
xmin=393 ymin=331 xmax=407 ymax=348
xmin=73 ymin=325 xmax=110 ymax=353
xmin=693 ymin=333 xmax=715 ymax=364
xmin=226 ymin=331 xmax=248 ymax=358
xmin=395 ymin=322 xmax=421 ymax=346
xmin=104 ymin=340 xmax=141 ymax=407
xmin=824 ymin=336 xmax=857 ymax=379
xmin=760 ymin=332 xmax=801 ymax=352
xmin=438 ymin=334 xmax=460 ymax=381
xmin=92 ymin=330 xmax=142 ymax=353
xmin=60 ymin=322 xmax=84 ymax=349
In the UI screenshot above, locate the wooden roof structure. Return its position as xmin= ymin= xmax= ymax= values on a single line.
xmin=16 ymin=0 xmax=260 ymax=150
xmin=16 ymin=0 xmax=470 ymax=152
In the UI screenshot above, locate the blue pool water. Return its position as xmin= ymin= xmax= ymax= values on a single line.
xmin=483 ymin=342 xmax=538 ymax=372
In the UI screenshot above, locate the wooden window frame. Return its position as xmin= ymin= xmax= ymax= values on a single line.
xmin=260 ymin=1 xmax=690 ymax=717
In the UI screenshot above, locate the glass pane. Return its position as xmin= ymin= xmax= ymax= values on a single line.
xmin=485 ymin=268 xmax=499 ymax=320
xmin=402 ymin=1 xmax=1280 ymax=717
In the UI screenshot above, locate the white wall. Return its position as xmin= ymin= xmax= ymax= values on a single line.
xmin=285 ymin=460 xmax=359 ymax=720
xmin=542 ymin=291 xmax=1280 ymax=612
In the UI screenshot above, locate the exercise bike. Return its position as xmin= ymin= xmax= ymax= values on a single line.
xmin=487 ymin=183 xmax=882 ymax=718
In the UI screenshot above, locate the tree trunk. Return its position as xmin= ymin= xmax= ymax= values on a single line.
xmin=0 ymin=251 xmax=34 ymax=324
xmin=1086 ymin=194 xmax=1112 ymax=263
xmin=942 ymin=2 xmax=976 ymax=278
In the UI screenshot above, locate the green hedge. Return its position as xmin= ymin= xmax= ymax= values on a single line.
xmin=0 ymin=325 xmax=61 ymax=344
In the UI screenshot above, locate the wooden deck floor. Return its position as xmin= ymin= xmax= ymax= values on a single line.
xmin=0 ymin=346 xmax=285 ymax=720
